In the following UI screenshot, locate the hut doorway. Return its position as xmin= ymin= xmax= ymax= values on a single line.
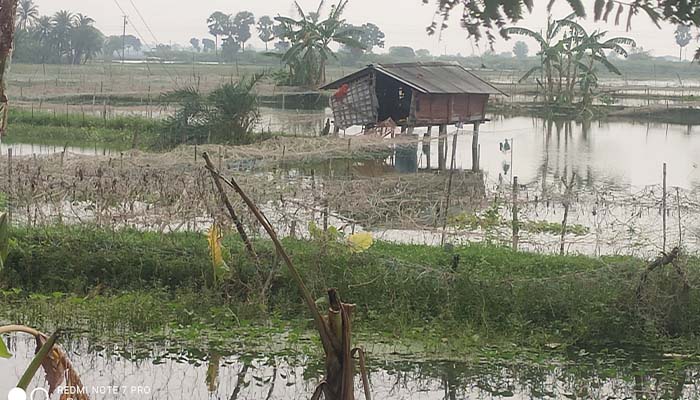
xmin=375 ymin=73 xmax=413 ymax=124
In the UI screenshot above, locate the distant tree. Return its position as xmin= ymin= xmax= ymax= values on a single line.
xmin=190 ymin=38 xmax=201 ymax=52
xmin=257 ymin=16 xmax=275 ymax=51
xmin=202 ymin=38 xmax=215 ymax=53
xmin=272 ymin=22 xmax=291 ymax=52
xmin=358 ymin=22 xmax=385 ymax=52
xmin=231 ymin=11 xmax=255 ymax=52
xmin=17 ymin=0 xmax=39 ymax=30
xmin=221 ymin=38 xmax=241 ymax=61
xmin=389 ymin=46 xmax=415 ymax=59
xmin=674 ymin=24 xmax=692 ymax=61
xmin=104 ymin=34 xmax=141 ymax=59
xmin=207 ymin=11 xmax=229 ymax=56
xmin=70 ymin=13 xmax=103 ymax=64
xmin=416 ymin=48 xmax=431 ymax=58
xmin=513 ymin=41 xmax=528 ymax=58
xmin=628 ymin=46 xmax=652 ymax=60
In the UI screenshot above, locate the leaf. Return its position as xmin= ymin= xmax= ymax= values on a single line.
xmin=0 ymin=336 xmax=11 ymax=358
xmin=614 ymin=4 xmax=624 ymax=25
xmin=602 ymin=0 xmax=615 ymax=21
xmin=34 ymin=334 xmax=65 ymax=394
xmin=33 ymin=334 xmax=90 ymax=400
xmin=207 ymin=225 xmax=230 ymax=282
xmin=594 ymin=0 xmax=605 ymax=21
xmin=348 ymin=232 xmax=373 ymax=253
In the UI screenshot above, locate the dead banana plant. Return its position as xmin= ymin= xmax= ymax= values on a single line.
xmin=0 ymin=325 xmax=89 ymax=400
xmin=203 ymin=152 xmax=371 ymax=400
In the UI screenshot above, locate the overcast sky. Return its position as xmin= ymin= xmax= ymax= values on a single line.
xmin=36 ymin=0 xmax=697 ymax=59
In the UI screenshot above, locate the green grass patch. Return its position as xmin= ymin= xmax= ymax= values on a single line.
xmin=1 ymin=226 xmax=699 ymax=349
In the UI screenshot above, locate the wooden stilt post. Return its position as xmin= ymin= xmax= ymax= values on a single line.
xmin=472 ymin=121 xmax=481 ymax=172
xmin=424 ymin=126 xmax=432 ymax=169
xmin=438 ymin=124 xmax=447 ymax=171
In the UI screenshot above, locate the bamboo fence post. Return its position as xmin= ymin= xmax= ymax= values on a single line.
xmin=512 ymin=176 xmax=519 ymax=251
xmin=7 ymin=148 xmax=12 ymax=223
xmin=560 ymin=173 xmax=576 ymax=256
xmin=676 ymin=187 xmax=682 ymax=246
xmin=662 ymin=163 xmax=667 ymax=253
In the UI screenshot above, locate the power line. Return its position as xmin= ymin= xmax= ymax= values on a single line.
xmin=127 ymin=0 xmax=162 ymax=46
xmin=111 ymin=0 xmax=178 ymax=86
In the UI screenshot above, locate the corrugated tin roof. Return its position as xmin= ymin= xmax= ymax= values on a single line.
xmin=320 ymin=62 xmax=505 ymax=95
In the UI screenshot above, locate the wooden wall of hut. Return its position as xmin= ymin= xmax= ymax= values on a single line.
xmin=413 ymin=93 xmax=488 ymax=126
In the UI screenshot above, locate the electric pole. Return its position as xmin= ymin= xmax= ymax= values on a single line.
xmin=0 ymin=0 xmax=19 ymax=138
xmin=121 ymin=15 xmax=128 ymax=64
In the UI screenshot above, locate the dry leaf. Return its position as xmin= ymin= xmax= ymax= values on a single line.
xmin=35 ymin=334 xmax=89 ymax=400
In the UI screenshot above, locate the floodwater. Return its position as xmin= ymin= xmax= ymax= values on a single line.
xmin=3 ymin=335 xmax=700 ymax=400
xmin=0 ymin=141 xmax=116 ymax=157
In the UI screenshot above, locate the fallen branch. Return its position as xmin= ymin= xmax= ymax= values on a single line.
xmin=636 ymin=246 xmax=681 ymax=302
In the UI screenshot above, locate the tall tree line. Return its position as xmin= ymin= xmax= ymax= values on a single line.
xmin=13 ymin=0 xmax=104 ymax=64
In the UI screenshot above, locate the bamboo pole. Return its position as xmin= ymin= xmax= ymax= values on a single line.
xmin=512 ymin=176 xmax=519 ymax=251
xmin=676 ymin=187 xmax=682 ymax=246
xmin=202 ymin=154 xmax=367 ymax=400
xmin=662 ymin=163 xmax=667 ymax=253
xmin=202 ymin=153 xmax=257 ymax=261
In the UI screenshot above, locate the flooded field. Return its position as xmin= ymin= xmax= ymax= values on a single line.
xmin=2 ymin=112 xmax=700 ymax=257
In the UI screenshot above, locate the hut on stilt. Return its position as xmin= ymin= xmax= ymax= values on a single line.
xmin=320 ymin=62 xmax=505 ymax=171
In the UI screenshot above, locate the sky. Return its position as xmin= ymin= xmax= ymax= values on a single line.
xmin=34 ymin=0 xmax=698 ymax=59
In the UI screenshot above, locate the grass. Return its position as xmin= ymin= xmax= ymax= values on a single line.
xmin=5 ymin=109 xmax=162 ymax=149
xmin=1 ymin=225 xmax=699 ymax=350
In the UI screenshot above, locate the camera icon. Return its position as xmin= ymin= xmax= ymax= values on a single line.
xmin=7 ymin=388 xmax=50 ymax=400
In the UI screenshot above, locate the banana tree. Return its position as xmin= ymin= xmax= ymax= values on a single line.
xmin=275 ymin=0 xmax=364 ymax=86
xmin=504 ymin=13 xmax=634 ymax=111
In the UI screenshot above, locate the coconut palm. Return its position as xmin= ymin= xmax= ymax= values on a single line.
xmin=275 ymin=0 xmax=364 ymax=86
xmin=17 ymin=0 xmax=39 ymax=30
xmin=51 ymin=10 xmax=74 ymax=61
xmin=70 ymin=14 xmax=103 ymax=64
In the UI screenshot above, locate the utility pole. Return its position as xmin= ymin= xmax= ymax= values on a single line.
xmin=121 ymin=15 xmax=128 ymax=64
xmin=0 ymin=0 xmax=19 ymax=138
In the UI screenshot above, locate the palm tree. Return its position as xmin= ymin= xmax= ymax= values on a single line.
xmin=70 ymin=14 xmax=102 ymax=64
xmin=275 ymin=0 xmax=364 ymax=86
xmin=51 ymin=10 xmax=74 ymax=61
xmin=34 ymin=15 xmax=52 ymax=43
xmin=257 ymin=16 xmax=275 ymax=51
xmin=674 ymin=24 xmax=692 ymax=61
xmin=17 ymin=0 xmax=39 ymax=30
xmin=207 ymin=11 xmax=229 ymax=57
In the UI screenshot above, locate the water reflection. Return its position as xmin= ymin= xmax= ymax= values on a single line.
xmin=0 ymin=141 xmax=115 ymax=156
xmin=3 ymin=336 xmax=700 ymax=399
